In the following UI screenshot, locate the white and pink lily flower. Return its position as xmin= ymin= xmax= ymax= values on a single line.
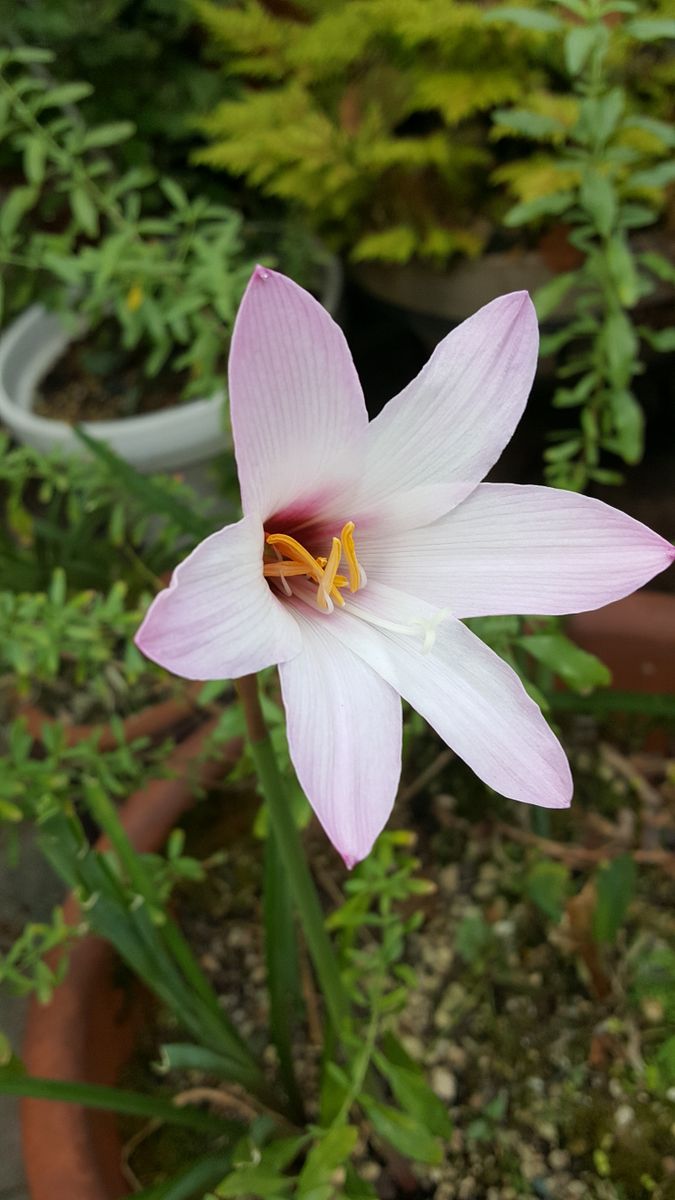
xmin=136 ymin=267 xmax=674 ymax=866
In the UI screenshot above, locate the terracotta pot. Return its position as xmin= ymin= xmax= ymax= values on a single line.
xmin=567 ymin=590 xmax=675 ymax=696
xmin=19 ymin=680 xmax=204 ymax=750
xmin=21 ymin=717 xmax=243 ymax=1200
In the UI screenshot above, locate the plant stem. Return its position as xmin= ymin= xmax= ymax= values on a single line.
xmin=236 ymin=675 xmax=349 ymax=1035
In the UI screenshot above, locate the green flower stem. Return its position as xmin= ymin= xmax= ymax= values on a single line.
xmin=237 ymin=675 xmax=349 ymax=1034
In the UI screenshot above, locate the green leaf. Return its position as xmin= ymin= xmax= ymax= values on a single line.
xmin=625 ymin=17 xmax=675 ymax=41
xmin=533 ymin=271 xmax=577 ymax=321
xmin=593 ymin=854 xmax=636 ymax=944
xmin=160 ymin=1042 xmax=256 ymax=1081
xmin=602 ymin=311 xmax=638 ymax=388
xmin=575 ymin=93 xmax=621 ymax=148
xmin=38 ymin=82 xmax=93 ymax=109
xmin=9 ymin=47 xmax=55 ymax=65
xmin=640 ymin=251 xmax=675 ymax=286
xmin=0 ymin=186 xmax=38 ymax=238
xmin=70 ymin=187 xmax=99 ymax=238
xmin=525 ymin=860 xmax=570 ymax=922
xmin=344 ymin=1163 xmax=378 ymax=1199
xmin=624 ymin=115 xmax=675 ymax=150
xmin=160 ymin=177 xmax=189 ymax=209
xmin=639 ymin=326 xmax=675 ymax=353
xmin=547 ymin=690 xmax=675 ymax=720
xmin=361 ymin=1097 xmax=443 ymax=1165
xmin=565 ymin=26 xmax=600 ymax=75
xmin=263 ymin=829 xmax=303 ymax=1119
xmin=82 ymin=121 xmax=135 ymax=149
xmin=130 ymin=1155 xmax=234 ymax=1200
xmin=605 ymin=235 xmax=639 ymax=306
xmin=297 ymin=1125 xmax=358 ymax=1196
xmin=492 ymin=107 xmax=565 ymax=139
xmin=519 ymin=633 xmax=611 ymax=693
xmin=375 ymin=1037 xmax=452 ymax=1138
xmin=504 ymin=191 xmax=574 ymax=227
xmin=24 ymin=138 xmax=47 ymax=186
xmin=483 ymin=6 xmax=563 ymax=32
xmin=73 ymin=427 xmax=214 ymax=539
xmin=608 ymin=388 xmax=644 ymax=463
xmin=455 ymin=912 xmax=492 ymax=964
xmin=0 ymin=1066 xmax=232 ymax=1133
xmin=580 ymin=172 xmax=616 ymax=237
xmin=655 ymin=1034 xmax=675 ymax=1087
xmin=217 ymin=1163 xmax=292 ymax=1198
xmin=630 ymin=161 xmax=675 ymax=190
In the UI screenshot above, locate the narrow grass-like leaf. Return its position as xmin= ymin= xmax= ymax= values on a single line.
xmin=130 ymin=1154 xmax=234 ymax=1200
xmin=546 ymin=689 xmax=675 ymax=719
xmin=73 ymin=426 xmax=214 ymax=538
xmin=264 ymin=829 xmax=304 ymax=1120
xmin=0 ymin=1070 xmax=233 ymax=1134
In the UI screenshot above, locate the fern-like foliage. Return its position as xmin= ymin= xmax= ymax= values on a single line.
xmin=194 ymin=0 xmax=675 ymax=266
xmin=194 ymin=0 xmax=563 ymax=265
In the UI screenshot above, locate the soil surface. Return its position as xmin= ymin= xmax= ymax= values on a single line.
xmin=119 ymin=707 xmax=675 ymax=1200
xmin=35 ymin=324 xmax=193 ymax=422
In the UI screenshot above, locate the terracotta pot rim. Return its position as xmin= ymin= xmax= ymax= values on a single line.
xmin=17 ymin=679 xmax=205 ymax=750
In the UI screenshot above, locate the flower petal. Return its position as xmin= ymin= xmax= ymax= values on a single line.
xmin=279 ymin=606 xmax=402 ymax=866
xmin=359 ymin=484 xmax=675 ymax=616
xmin=351 ymin=292 xmax=538 ymax=530
xmin=229 ymin=266 xmax=368 ymax=522
xmin=136 ymin=516 xmax=302 ymax=680
xmin=329 ymin=583 xmax=572 ymax=809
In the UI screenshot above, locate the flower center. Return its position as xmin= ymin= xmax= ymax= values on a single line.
xmin=263 ymin=521 xmax=367 ymax=613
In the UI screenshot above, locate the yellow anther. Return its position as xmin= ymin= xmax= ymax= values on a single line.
xmin=264 ymin=523 xmax=363 ymax=612
xmin=262 ymin=561 xmax=311 ymax=578
xmin=266 ymin=533 xmax=324 ymax=584
xmin=340 ymin=521 xmax=366 ymax=592
xmin=317 ymin=537 xmax=342 ymax=610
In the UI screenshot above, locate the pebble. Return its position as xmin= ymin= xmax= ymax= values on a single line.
xmin=361 ymin=1162 xmax=381 ymax=1182
xmin=615 ymin=1104 xmax=634 ymax=1128
xmin=439 ymin=864 xmax=459 ymax=893
xmin=458 ymin=1177 xmax=476 ymax=1199
xmin=642 ymin=997 xmax=665 ymax=1022
xmin=422 ymin=941 xmax=454 ymax=972
xmin=431 ymin=1066 xmax=457 ymax=1102
xmin=548 ymin=1149 xmax=569 ymax=1169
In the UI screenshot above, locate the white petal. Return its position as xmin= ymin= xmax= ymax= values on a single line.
xmin=350 ymin=292 xmax=538 ymax=529
xmin=279 ymin=606 xmax=402 ymax=866
xmin=229 ymin=267 xmax=367 ymax=522
xmin=359 ymin=484 xmax=675 ymax=615
xmin=328 ymin=583 xmax=572 ymax=809
xmin=136 ymin=516 xmax=302 ymax=680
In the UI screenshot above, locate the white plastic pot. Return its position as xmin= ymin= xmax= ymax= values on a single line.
xmin=0 ymin=306 xmax=230 ymax=473
xmin=0 ymin=255 xmax=343 ymax=474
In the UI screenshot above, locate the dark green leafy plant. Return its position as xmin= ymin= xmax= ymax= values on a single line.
xmin=0 ymin=434 xmax=215 ymax=595
xmin=0 ymin=45 xmax=256 ymax=406
xmin=493 ymin=0 xmax=675 ymax=489
xmin=0 ymin=0 xmax=224 ymax=172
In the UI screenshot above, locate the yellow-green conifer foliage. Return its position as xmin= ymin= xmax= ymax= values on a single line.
xmin=194 ymin=0 xmax=674 ymax=266
xmin=194 ymin=0 xmax=557 ymax=264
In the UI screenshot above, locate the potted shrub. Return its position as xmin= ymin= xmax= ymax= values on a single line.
xmin=193 ymin=1 xmax=673 ymax=288
xmin=193 ymin=0 xmax=675 ymax=492
xmin=0 ymin=47 xmax=341 ymax=477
